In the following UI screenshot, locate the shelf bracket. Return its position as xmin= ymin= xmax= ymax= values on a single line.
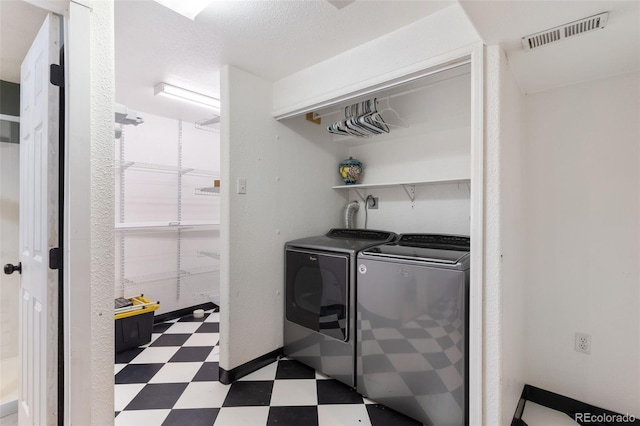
xmin=306 ymin=112 xmax=321 ymax=125
xmin=197 ymin=250 xmax=221 ymax=260
xmin=180 ymin=167 xmax=194 ymax=176
xmin=401 ymin=184 xmax=416 ymax=207
xmin=121 ymin=161 xmax=134 ymax=170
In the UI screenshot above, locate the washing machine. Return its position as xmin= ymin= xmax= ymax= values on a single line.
xmin=356 ymin=233 xmax=470 ymax=426
xmin=284 ymin=228 xmax=396 ymax=387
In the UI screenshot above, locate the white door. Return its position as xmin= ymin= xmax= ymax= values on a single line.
xmin=18 ymin=13 xmax=61 ymax=426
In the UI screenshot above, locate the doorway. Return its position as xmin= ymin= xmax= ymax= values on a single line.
xmin=0 ymin=113 xmax=20 ymax=418
xmin=113 ymin=2 xmax=222 ymax=416
xmin=0 ymin=1 xmax=51 ymax=421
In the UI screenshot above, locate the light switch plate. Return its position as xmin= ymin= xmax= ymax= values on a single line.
xmin=237 ymin=178 xmax=247 ymax=194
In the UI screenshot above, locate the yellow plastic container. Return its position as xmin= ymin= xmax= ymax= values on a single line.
xmin=115 ymin=296 xmax=160 ymax=352
xmin=114 ymin=296 xmax=160 ymax=320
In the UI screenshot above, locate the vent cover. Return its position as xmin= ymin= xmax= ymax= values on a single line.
xmin=522 ymin=12 xmax=609 ymax=51
xmin=326 ymin=0 xmax=355 ymax=9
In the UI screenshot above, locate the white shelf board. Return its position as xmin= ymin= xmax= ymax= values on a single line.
xmin=116 ymin=161 xmax=219 ymax=177
xmin=195 ymin=186 xmax=220 ymax=196
xmin=332 ymin=178 xmax=470 ymax=190
xmin=115 ymin=221 xmax=220 ymax=232
xmin=121 ymin=266 xmax=220 ymax=286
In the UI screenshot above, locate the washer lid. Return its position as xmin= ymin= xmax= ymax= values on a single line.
xmin=397 ymin=233 xmax=470 ymax=251
xmin=361 ymin=234 xmax=470 ymax=265
xmin=362 ymin=245 xmax=469 ymax=265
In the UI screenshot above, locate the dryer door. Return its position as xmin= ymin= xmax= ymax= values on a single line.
xmin=285 ymin=248 xmax=349 ymax=341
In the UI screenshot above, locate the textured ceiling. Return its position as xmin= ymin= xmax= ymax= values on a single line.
xmin=460 ymin=0 xmax=640 ymax=93
xmin=0 ymin=1 xmax=49 ymax=83
xmin=114 ymin=0 xmax=453 ymax=122
xmin=3 ymin=0 xmax=638 ymax=121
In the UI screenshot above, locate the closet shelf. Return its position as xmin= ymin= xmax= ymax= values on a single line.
xmin=332 ymin=178 xmax=470 ymax=191
xmin=333 ymin=178 xmax=470 ymax=206
xmin=195 ymin=186 xmax=220 ymax=196
xmin=121 ymin=266 xmax=220 ymax=286
xmin=115 ymin=221 xmax=220 ymax=232
xmin=116 ymin=161 xmax=219 ymax=177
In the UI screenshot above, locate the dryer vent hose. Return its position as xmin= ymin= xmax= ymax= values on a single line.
xmin=343 ymin=201 xmax=360 ymax=229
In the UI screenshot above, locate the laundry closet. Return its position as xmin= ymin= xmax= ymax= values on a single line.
xmin=220 ymin=37 xmax=484 ymax=421
xmin=281 ymin=59 xmax=475 ymax=426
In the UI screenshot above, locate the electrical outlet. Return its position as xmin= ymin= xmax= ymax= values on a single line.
xmin=367 ymin=197 xmax=379 ymax=209
xmin=575 ymin=332 xmax=591 ymax=354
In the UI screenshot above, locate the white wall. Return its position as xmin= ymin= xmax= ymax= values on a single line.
xmin=65 ymin=0 xmax=114 ymax=423
xmin=0 ymin=142 xmax=19 ymax=364
xmin=273 ymin=3 xmax=480 ymax=117
xmin=115 ymin=111 xmax=220 ymax=313
xmin=344 ymin=183 xmax=470 ymax=235
xmin=495 ymin=48 xmax=527 ymax=424
xmin=523 ymin=72 xmax=640 ymax=416
xmin=220 ymin=65 xmax=348 ymax=371
xmin=483 ymin=45 xmax=527 ymax=425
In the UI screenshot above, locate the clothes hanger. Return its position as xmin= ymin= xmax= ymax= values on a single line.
xmin=327 ymin=121 xmax=349 ymax=136
xmin=365 ymin=98 xmax=390 ymax=133
xmin=346 ymin=102 xmax=379 ymax=137
xmin=343 ymin=104 xmax=369 ymax=137
xmin=327 ymin=97 xmax=397 ymax=137
xmin=375 ymin=97 xmax=409 ymax=128
xmin=356 ymin=99 xmax=387 ymax=135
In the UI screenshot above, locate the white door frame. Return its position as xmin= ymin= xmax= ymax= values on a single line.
xmin=23 ymin=1 xmax=114 ymax=424
xmin=63 ymin=1 xmax=116 ymax=424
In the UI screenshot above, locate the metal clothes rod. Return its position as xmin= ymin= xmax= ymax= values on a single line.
xmin=313 ymin=63 xmax=471 ymax=121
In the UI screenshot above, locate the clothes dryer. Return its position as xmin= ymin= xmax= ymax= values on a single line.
xmin=284 ymin=228 xmax=396 ymax=387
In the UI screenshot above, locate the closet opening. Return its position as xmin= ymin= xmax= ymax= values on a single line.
xmin=113 ymin=1 xmax=222 ymax=415
xmin=267 ymin=51 xmax=483 ymax=425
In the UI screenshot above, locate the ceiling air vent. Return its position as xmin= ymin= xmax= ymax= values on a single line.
xmin=522 ymin=12 xmax=609 ymax=51
xmin=326 ymin=0 xmax=355 ymax=9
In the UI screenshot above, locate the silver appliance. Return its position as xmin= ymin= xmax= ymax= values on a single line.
xmin=284 ymin=228 xmax=396 ymax=387
xmin=356 ymin=234 xmax=470 ymax=426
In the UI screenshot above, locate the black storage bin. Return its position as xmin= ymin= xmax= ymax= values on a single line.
xmin=115 ymin=310 xmax=154 ymax=352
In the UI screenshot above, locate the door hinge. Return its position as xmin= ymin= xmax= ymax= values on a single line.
xmin=50 ymin=64 xmax=64 ymax=87
xmin=49 ymin=247 xmax=62 ymax=270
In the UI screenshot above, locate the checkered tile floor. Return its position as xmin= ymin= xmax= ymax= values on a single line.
xmin=114 ymin=308 xmax=422 ymax=425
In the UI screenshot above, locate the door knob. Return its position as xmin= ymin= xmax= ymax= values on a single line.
xmin=4 ymin=262 xmax=21 ymax=275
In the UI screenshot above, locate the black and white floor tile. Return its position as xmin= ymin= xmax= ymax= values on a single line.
xmin=114 ymin=308 xmax=422 ymax=425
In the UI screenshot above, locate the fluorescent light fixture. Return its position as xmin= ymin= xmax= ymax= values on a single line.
xmin=154 ymin=83 xmax=220 ymax=111
xmin=153 ymin=0 xmax=213 ymax=20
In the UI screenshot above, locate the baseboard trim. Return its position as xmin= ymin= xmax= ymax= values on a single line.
xmin=511 ymin=384 xmax=639 ymax=426
xmin=154 ymin=302 xmax=218 ymax=324
xmin=219 ymin=348 xmax=283 ymax=385
xmin=0 ymin=399 xmax=18 ymax=418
